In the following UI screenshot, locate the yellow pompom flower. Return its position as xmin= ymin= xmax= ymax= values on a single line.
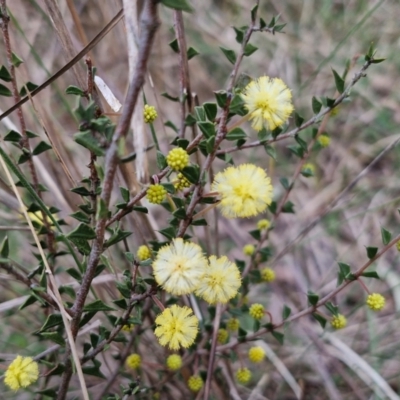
xmin=137 ymin=245 xmax=151 ymax=261
xmin=226 ymin=317 xmax=240 ymax=331
xmin=318 ymin=134 xmax=331 ymax=148
xmin=144 ymin=104 xmax=158 ymax=124
xmin=174 ymin=172 xmax=191 ymax=191
xmin=217 ymin=328 xmax=229 ymax=344
xmin=396 ymin=240 xmax=400 ymax=252
xmin=166 ymin=354 xmax=182 ymax=371
xmin=257 ymin=219 xmax=271 ymax=230
xmin=249 ymin=303 xmax=265 ymax=320
xmin=261 ymin=267 xmax=276 ymax=283
xmin=166 ymin=148 xmax=189 ymax=171
xmin=154 ymin=305 xmax=199 ymax=350
xmin=212 ymin=164 xmax=273 ymax=219
xmin=301 ymin=163 xmax=315 ymax=176
xmin=243 ymin=244 xmax=255 ymax=256
xmin=188 ymin=375 xmax=203 ymax=392
xmin=366 ymin=293 xmax=385 ymax=311
xmin=331 ymin=314 xmax=347 ymax=329
xmin=146 ymin=184 xmax=167 ymax=204
xmin=4 ymin=355 xmax=39 ymax=391
xmin=195 ymin=255 xmax=241 ymax=304
xmin=248 ymin=346 xmax=265 ymax=363
xmin=126 ymin=353 xmax=141 ymax=369
xmin=241 ymin=76 xmax=294 ymax=131
xmin=236 ymin=367 xmax=252 ymax=384
xmin=152 ymin=238 xmax=207 ymax=295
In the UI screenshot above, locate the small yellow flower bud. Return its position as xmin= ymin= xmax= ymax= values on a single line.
xmin=301 ymin=163 xmax=315 ymax=177
xmin=217 ymin=328 xmax=229 ymax=344
xmin=188 ymin=375 xmax=203 ymax=392
xmin=236 ymin=367 xmax=252 ymax=384
xmin=248 ymin=346 xmax=265 ymax=363
xmin=126 ymin=353 xmax=141 ymax=369
xmin=249 ymin=303 xmax=265 ymax=320
xmin=174 ymin=172 xmax=191 ymax=191
xmin=144 ymin=104 xmax=158 ymax=123
xmin=226 ymin=317 xmax=240 ymax=331
xmin=243 ymin=244 xmax=255 ymax=256
xmin=122 ymin=323 xmax=134 ymax=332
xmin=366 ymin=293 xmax=385 ymax=311
xmin=166 ymin=148 xmax=189 ymax=171
xmin=146 ymin=184 xmax=166 ymax=204
xmin=261 ymin=267 xmax=275 ymax=283
xmin=330 ymin=314 xmax=347 ymax=329
xmin=396 ymin=240 xmax=400 ymax=252
xmin=137 ymin=245 xmax=151 ymax=261
xmin=318 ymin=134 xmax=331 ymax=148
xmin=166 ymin=354 xmax=182 ymax=371
xmin=257 ymin=219 xmax=270 ymax=230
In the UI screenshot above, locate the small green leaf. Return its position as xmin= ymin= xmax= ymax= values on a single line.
xmin=0 ymin=83 xmax=12 ymax=97
xmin=203 ymin=102 xmax=217 ymax=121
xmin=71 ymin=186 xmax=91 ymax=196
xmin=65 ymin=85 xmax=86 ymax=96
xmin=332 ymin=69 xmax=345 ymax=93
xmin=39 ymin=314 xmax=63 ymax=332
xmin=161 ymin=0 xmax=193 ymax=12
xmin=96 ymin=198 xmax=109 ymax=220
xmin=244 ymin=43 xmax=258 ymax=57
xmin=312 ymin=96 xmax=322 ymax=114
xmin=0 ymin=65 xmax=12 ymax=82
xmin=74 ymin=131 xmax=105 ymax=156
xmin=279 ymin=177 xmax=291 ymax=190
xmin=370 ymin=58 xmax=385 ymax=64
xmin=17 ymin=152 xmax=31 ymax=164
xmin=366 ymin=246 xmax=378 ymax=259
xmin=180 ymin=165 xmax=200 ymax=184
xmin=197 ymin=121 xmax=215 ymax=138
xmin=251 ymin=4 xmax=258 ymax=21
xmin=282 ymin=201 xmax=295 ymax=213
xmin=32 ymin=141 xmax=52 ymax=156
xmin=312 ymin=313 xmax=327 ymax=328
xmin=264 ymin=145 xmax=276 ymax=160
xmin=156 ymin=151 xmax=167 ymax=169
xmin=294 ymin=112 xmax=304 ymax=128
xmin=361 ymin=271 xmax=380 ymax=279
xmin=11 ymin=52 xmax=23 ymax=67
xmin=249 ymin=229 xmax=261 ymax=241
xmin=229 ymin=94 xmax=246 ymax=115
xmin=220 ymin=47 xmax=237 ymax=65
xmin=161 ymin=92 xmax=179 ymax=102
xmin=338 ymin=262 xmax=351 ymax=277
xmin=214 ymin=90 xmax=227 ymax=108
xmin=325 ymin=302 xmax=338 ymax=316
xmin=4 ymin=130 xmax=22 ymax=142
xmin=67 ymin=223 xmax=96 ymax=240
xmin=225 ymin=128 xmax=247 ymax=141
xmin=194 ymin=106 xmax=206 ymax=122
xmin=271 ymin=331 xmax=284 ymax=345
xmin=282 ymin=305 xmax=291 ymax=320
xmin=307 ymin=291 xmax=319 ymax=306
xmin=191 ymin=218 xmax=208 ymax=226
xmin=0 ymin=236 xmax=9 ymax=258
xmin=39 ymin=332 xmax=65 ymax=346
xmin=83 ymin=299 xmax=115 ymax=312
xmin=169 ymin=38 xmax=179 ymax=53
xmin=19 ymin=82 xmax=39 ymax=96
xmin=233 ymin=26 xmax=245 ymax=44
xmin=381 ymin=227 xmax=391 ymax=245
xmin=187 ymin=47 xmax=199 ymax=60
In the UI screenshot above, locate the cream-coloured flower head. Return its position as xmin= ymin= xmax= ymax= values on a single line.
xmin=241 ymin=76 xmax=294 ymax=131
xmin=154 ymin=305 xmax=199 ymax=350
xmin=212 ymin=164 xmax=273 ymax=218
xmin=4 ymin=355 xmax=39 ymax=391
xmin=152 ymin=238 xmax=207 ymax=295
xmin=195 ymin=255 xmax=241 ymax=304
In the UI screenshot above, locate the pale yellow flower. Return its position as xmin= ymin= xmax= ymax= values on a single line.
xmin=241 ymin=76 xmax=294 ymax=131
xmin=152 ymin=238 xmax=207 ymax=295
xmin=195 ymin=255 xmax=241 ymax=304
xmin=154 ymin=305 xmax=199 ymax=350
xmin=4 ymin=355 xmax=39 ymax=391
xmin=212 ymin=164 xmax=273 ymax=218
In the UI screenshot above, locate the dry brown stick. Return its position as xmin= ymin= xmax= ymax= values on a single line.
xmin=56 ymin=2 xmax=160 ymax=398
xmin=0 ymin=9 xmax=123 ymax=121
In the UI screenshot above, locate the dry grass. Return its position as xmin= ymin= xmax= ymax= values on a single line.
xmin=1 ymin=0 xmax=400 ymax=399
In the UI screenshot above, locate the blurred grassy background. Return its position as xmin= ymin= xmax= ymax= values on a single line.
xmin=1 ymin=0 xmax=400 ymax=398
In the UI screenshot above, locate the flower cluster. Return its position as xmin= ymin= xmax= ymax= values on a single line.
xmin=331 ymin=314 xmax=347 ymax=329
xmin=166 ymin=354 xmax=182 ymax=371
xmin=226 ymin=317 xmax=240 ymax=331
xmin=126 ymin=353 xmax=141 ymax=369
xmin=257 ymin=219 xmax=271 ymax=230
xmin=217 ymin=328 xmax=229 ymax=344
xmin=154 ymin=305 xmax=199 ymax=350
xmin=366 ymin=293 xmax=385 ymax=311
xmin=236 ymin=367 xmax=252 ymax=384
xmin=248 ymin=346 xmax=265 ymax=363
xmin=4 ymin=355 xmax=39 ymax=391
xmin=212 ymin=164 xmax=273 ymax=218
xmin=146 ymin=184 xmax=166 ymax=204
xmin=261 ymin=267 xmax=276 ymax=283
xmin=241 ymin=76 xmax=294 ymax=131
xmin=174 ymin=172 xmax=191 ymax=191
xmin=143 ymin=104 xmax=158 ymax=123
xmin=188 ymin=375 xmax=203 ymax=392
xmin=249 ymin=303 xmax=265 ymax=320
xmin=243 ymin=244 xmax=255 ymax=256
xmin=166 ymin=148 xmax=189 ymax=171
xmin=137 ymin=245 xmax=151 ymax=261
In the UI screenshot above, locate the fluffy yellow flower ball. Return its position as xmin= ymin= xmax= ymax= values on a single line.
xmin=261 ymin=267 xmax=276 ymax=283
xmin=4 ymin=355 xmax=39 ymax=391
xmin=217 ymin=328 xmax=229 ymax=344
xmin=236 ymin=367 xmax=252 ymax=384
xmin=226 ymin=317 xmax=240 ymax=331
xmin=366 ymin=293 xmax=385 ymax=311
xmin=188 ymin=375 xmax=203 ymax=392
xmin=126 ymin=353 xmax=141 ymax=369
xmin=331 ymin=314 xmax=347 ymax=329
xmin=166 ymin=354 xmax=182 ymax=371
xmin=257 ymin=219 xmax=271 ymax=230
xmin=243 ymin=244 xmax=255 ymax=256
xmin=249 ymin=303 xmax=265 ymax=320
xmin=137 ymin=245 xmax=151 ymax=261
xmin=248 ymin=346 xmax=266 ymax=363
